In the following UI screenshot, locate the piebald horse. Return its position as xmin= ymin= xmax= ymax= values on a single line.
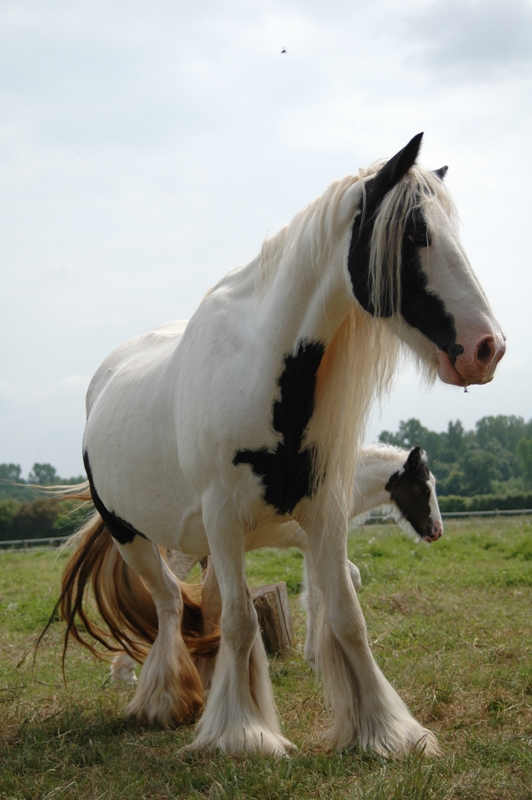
xmin=56 ymin=134 xmax=505 ymax=756
xmin=109 ymin=443 xmax=442 ymax=684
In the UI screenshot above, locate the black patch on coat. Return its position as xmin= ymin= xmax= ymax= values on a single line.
xmin=233 ymin=340 xmax=325 ymax=515
xmin=83 ymin=450 xmax=147 ymax=545
xmin=385 ymin=446 xmax=433 ymax=539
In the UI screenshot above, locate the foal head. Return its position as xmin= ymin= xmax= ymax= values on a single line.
xmin=385 ymin=447 xmax=442 ymax=542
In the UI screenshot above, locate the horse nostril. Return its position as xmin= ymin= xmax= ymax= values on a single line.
xmin=476 ymin=337 xmax=494 ymax=364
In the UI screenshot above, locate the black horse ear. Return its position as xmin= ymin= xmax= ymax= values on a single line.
xmin=433 ymin=166 xmax=448 ymax=181
xmin=368 ymin=133 xmax=424 ymax=207
xmin=405 ymin=446 xmax=423 ymax=474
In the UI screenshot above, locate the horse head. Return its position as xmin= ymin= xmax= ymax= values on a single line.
xmin=385 ymin=446 xmax=442 ymax=542
xmin=347 ymin=133 xmax=506 ymax=387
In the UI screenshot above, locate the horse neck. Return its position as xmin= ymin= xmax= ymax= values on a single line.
xmin=351 ymin=445 xmax=406 ymax=516
xmin=250 ymin=185 xmax=365 ymax=350
xmin=257 ymin=256 xmax=352 ymax=352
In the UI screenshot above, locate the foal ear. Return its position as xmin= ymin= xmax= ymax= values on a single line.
xmin=368 ymin=133 xmax=424 ymax=205
xmin=405 ymin=446 xmax=423 ymax=474
xmin=433 ymin=166 xmax=448 ymax=181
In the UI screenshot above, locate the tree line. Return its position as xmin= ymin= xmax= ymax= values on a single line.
xmin=1 ymin=413 xmax=532 ymax=541
xmin=379 ymin=414 xmax=532 ymax=512
xmin=0 ymin=463 xmax=86 ymax=542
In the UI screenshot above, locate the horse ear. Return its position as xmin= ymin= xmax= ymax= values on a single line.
xmin=405 ymin=446 xmax=423 ymax=474
xmin=433 ymin=166 xmax=448 ymax=181
xmin=368 ymin=133 xmax=424 ymax=205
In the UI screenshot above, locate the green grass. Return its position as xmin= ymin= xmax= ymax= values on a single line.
xmin=1 ymin=518 xmax=532 ymax=798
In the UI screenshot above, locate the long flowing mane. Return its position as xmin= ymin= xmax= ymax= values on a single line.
xmin=304 ymin=307 xmax=397 ymax=526
xmin=255 ymin=166 xmax=451 ymax=527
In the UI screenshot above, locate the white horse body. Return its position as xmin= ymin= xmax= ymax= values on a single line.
xmin=68 ymin=135 xmax=504 ymax=756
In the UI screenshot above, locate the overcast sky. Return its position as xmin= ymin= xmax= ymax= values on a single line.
xmin=2 ymin=0 xmax=531 ymax=478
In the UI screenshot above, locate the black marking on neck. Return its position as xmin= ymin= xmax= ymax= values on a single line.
xmin=348 ymin=192 xmax=461 ymax=356
xmin=385 ymin=447 xmax=433 ymax=539
xmin=233 ymin=339 xmax=325 ymax=515
xmin=83 ymin=450 xmax=147 ymax=545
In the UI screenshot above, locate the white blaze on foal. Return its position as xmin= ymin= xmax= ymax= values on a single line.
xmin=54 ymin=134 xmax=504 ymax=757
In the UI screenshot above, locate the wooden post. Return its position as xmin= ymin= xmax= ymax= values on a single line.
xmin=251 ymin=582 xmax=294 ymax=656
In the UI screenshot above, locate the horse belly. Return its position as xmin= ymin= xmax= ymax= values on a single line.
xmin=83 ymin=325 xmax=207 ymax=551
xmin=244 ymin=520 xmax=300 ymax=551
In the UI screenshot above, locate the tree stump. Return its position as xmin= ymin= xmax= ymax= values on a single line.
xmin=251 ymin=582 xmax=294 ymax=656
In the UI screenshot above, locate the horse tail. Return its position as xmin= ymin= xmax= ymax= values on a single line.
xmin=42 ymin=507 xmax=220 ymax=670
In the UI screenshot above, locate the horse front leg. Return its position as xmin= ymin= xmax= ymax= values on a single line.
xmin=113 ymin=536 xmax=203 ymax=726
xmin=187 ymin=491 xmax=294 ymax=755
xmin=306 ymin=503 xmax=439 ymax=757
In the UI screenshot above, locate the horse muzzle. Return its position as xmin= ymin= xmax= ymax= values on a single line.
xmin=437 ymin=331 xmax=506 ymax=387
xmin=423 ymin=519 xmax=443 ymax=542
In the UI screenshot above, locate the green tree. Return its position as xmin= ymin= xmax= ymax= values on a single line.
xmin=475 ymin=415 xmax=529 ymax=453
xmin=517 ymin=439 xmax=532 ymax=487
xmin=379 ymin=418 xmax=428 ymax=449
xmin=0 ymin=464 xmax=34 ymax=501
xmin=439 ymin=468 xmax=466 ymax=496
xmin=458 ymin=446 xmax=502 ymax=496
xmin=0 ymin=500 xmax=20 ymax=541
xmin=14 ymin=499 xmax=60 ymax=540
xmin=378 ymin=415 xmax=532 ymax=497
xmin=379 ymin=418 xmax=445 ymax=465
xmin=0 ymin=463 xmax=23 ymax=483
xmin=444 ymin=420 xmax=465 ymax=461
xmin=28 ymin=463 xmax=58 ymax=486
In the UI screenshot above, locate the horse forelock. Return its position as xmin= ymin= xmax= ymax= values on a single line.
xmin=367 ymin=164 xmax=457 ymax=319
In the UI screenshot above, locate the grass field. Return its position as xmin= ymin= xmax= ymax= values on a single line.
xmin=1 ymin=517 xmax=532 ymax=799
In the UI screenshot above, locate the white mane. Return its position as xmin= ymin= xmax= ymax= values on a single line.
xmin=254 ymin=170 xmax=447 ymax=529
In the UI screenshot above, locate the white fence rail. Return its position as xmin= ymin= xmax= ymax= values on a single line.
xmin=1 ymin=508 xmax=532 ymax=550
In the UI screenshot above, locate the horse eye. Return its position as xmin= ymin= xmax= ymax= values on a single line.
xmin=407 ymin=231 xmax=430 ymax=247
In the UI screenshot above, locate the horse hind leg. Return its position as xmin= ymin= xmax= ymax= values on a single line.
xmin=113 ymin=535 xmax=203 ymax=726
xmin=194 ymin=556 xmax=222 ymax=692
xmin=111 ymin=651 xmax=137 ymax=685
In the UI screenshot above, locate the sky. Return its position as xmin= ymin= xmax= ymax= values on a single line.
xmin=1 ymin=0 xmax=531 ymax=478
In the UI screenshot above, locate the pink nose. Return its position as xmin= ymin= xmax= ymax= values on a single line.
xmin=454 ymin=332 xmax=506 ymax=385
xmin=431 ymin=520 xmax=443 ymax=540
